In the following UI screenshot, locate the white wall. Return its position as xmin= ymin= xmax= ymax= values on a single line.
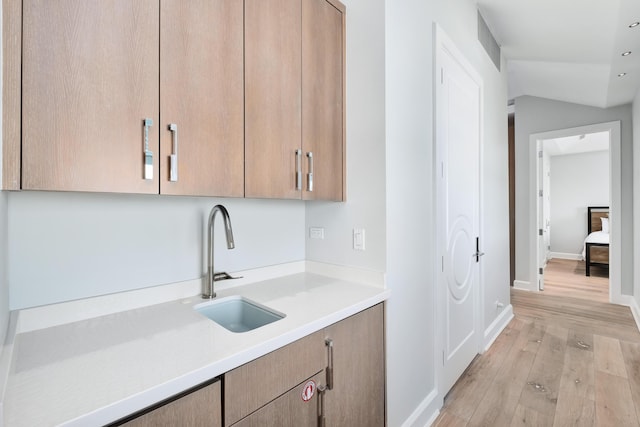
xmin=514 ymin=96 xmax=633 ymax=294
xmin=549 ymin=150 xmax=609 ymax=255
xmin=8 ymin=192 xmax=305 ymax=309
xmin=0 ymin=192 xmax=9 ymax=346
xmin=0 ymin=5 xmax=9 ymax=346
xmin=384 ymin=0 xmax=509 ymax=424
xmin=305 ymin=0 xmax=386 ymax=272
xmin=633 ymin=89 xmax=640 ymax=308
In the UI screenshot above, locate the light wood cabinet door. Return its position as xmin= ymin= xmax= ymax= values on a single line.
xmin=244 ymin=0 xmax=302 ymax=199
xmin=324 ymin=303 xmax=385 ymax=426
xmin=232 ymin=372 xmax=324 ymax=427
xmin=119 ymin=379 xmax=221 ymax=427
xmin=22 ymin=0 xmax=160 ymax=193
xmin=160 ymin=0 xmax=244 ymax=197
xmin=302 ymin=0 xmax=345 ymax=201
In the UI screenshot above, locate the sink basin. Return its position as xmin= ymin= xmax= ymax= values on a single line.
xmin=194 ymin=296 xmax=285 ymax=333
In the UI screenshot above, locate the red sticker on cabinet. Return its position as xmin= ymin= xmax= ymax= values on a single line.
xmin=301 ymin=380 xmax=316 ymax=402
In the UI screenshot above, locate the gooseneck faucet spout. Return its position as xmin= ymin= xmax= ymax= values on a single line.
xmin=203 ymin=204 xmax=235 ymax=299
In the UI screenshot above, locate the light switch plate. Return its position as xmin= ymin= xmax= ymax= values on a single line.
xmin=353 ymin=228 xmax=365 ymax=251
xmin=309 ymin=227 xmax=325 ymax=240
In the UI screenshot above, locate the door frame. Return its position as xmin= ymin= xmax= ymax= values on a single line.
xmin=434 ymin=24 xmax=485 ymax=396
xmin=528 ymin=121 xmax=621 ymax=303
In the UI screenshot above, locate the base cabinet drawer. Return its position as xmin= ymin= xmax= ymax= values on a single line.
xmin=224 ymin=330 xmax=326 ymax=425
xmin=232 ymin=371 xmax=325 ymax=427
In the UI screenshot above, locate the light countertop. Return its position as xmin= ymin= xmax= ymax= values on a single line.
xmin=3 ymin=271 xmax=389 ymax=426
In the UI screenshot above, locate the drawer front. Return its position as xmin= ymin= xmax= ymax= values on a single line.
xmin=232 ymin=372 xmax=324 ymax=427
xmin=225 ymin=330 xmax=326 ymax=425
xmin=116 ymin=379 xmax=221 ymax=427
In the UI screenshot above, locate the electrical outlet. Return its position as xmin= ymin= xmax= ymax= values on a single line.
xmin=309 ymin=227 xmax=325 ymax=240
xmin=353 ymin=228 xmax=365 ymax=251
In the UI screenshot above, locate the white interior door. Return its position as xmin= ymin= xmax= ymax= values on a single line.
xmin=436 ymin=39 xmax=482 ymax=395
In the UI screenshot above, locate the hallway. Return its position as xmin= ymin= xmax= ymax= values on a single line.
xmin=434 ymin=289 xmax=640 ymax=426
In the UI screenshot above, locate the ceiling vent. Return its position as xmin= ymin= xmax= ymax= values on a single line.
xmin=478 ymin=10 xmax=501 ymax=71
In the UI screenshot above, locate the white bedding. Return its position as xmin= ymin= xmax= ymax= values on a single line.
xmin=581 ymin=231 xmax=610 ymax=260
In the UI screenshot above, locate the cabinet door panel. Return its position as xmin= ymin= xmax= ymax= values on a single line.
xmin=22 ymin=0 xmax=160 ymax=193
xmin=160 ymin=0 xmax=244 ymax=197
xmin=325 ymin=303 xmax=385 ymax=426
xmin=120 ymin=380 xmax=221 ymax=427
xmin=232 ymin=372 xmax=323 ymax=427
xmin=302 ymin=0 xmax=345 ymax=201
xmin=245 ymin=0 xmax=302 ymax=199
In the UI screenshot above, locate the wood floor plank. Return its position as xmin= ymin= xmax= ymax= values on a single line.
xmin=620 ymin=341 xmax=640 ymax=422
xmin=442 ymin=321 xmax=521 ymax=420
xmin=553 ymin=345 xmax=595 ymax=427
xmin=518 ymin=325 xmax=568 ymax=416
xmin=595 ymin=371 xmax=639 ymax=426
xmin=567 ymin=330 xmax=594 ymax=353
xmin=433 ymin=410 xmax=468 ymax=427
xmin=510 ymin=404 xmax=554 ymax=427
xmin=594 ymin=334 xmax=628 ymax=378
xmin=467 ymin=322 xmax=537 ymax=426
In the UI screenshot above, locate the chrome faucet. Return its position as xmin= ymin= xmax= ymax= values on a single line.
xmin=203 ymin=205 xmax=235 ymax=299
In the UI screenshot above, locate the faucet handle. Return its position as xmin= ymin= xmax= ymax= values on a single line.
xmin=212 ymin=272 xmax=242 ymax=282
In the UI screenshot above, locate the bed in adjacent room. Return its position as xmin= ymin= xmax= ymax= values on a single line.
xmin=582 ymin=206 xmax=609 ymax=276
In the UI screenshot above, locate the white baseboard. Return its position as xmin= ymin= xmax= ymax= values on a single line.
xmin=401 ymin=388 xmax=441 ymax=427
xmin=483 ymin=305 xmax=514 ymax=352
xmin=513 ymin=280 xmax=536 ymax=291
xmin=611 ymin=293 xmax=633 ymax=307
xmin=549 ymin=252 xmax=582 ymax=261
xmin=628 ymin=297 xmax=640 ymax=333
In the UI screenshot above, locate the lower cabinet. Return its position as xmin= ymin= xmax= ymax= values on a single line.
xmin=324 ymin=303 xmax=385 ymax=426
xmin=225 ymin=303 xmax=385 ymax=427
xmin=115 ymin=379 xmax=222 ymax=426
xmin=112 ymin=304 xmax=385 ymax=427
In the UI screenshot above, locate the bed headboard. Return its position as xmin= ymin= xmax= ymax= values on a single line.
xmin=588 ymin=206 xmax=609 ymax=233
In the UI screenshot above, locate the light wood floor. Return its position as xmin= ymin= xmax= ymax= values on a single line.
xmin=434 ymin=289 xmax=640 ymax=426
xmin=543 ymin=258 xmax=609 ymax=303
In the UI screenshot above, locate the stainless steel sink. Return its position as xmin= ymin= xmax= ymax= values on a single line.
xmin=194 ymin=296 xmax=285 ymax=333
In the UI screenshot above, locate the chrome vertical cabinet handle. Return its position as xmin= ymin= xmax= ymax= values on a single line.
xmin=325 ymin=338 xmax=334 ymax=390
xmin=143 ymin=118 xmax=153 ymax=180
xmin=295 ymin=149 xmax=302 ymax=190
xmin=307 ymin=152 xmax=314 ymax=192
xmin=317 ymin=384 xmax=327 ymax=427
xmin=168 ymin=123 xmax=178 ymax=182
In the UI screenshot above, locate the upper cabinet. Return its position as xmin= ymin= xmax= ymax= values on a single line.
xmin=160 ymin=0 xmax=244 ymax=197
xmin=302 ymin=0 xmax=345 ymax=201
xmin=245 ymin=0 xmax=345 ymax=201
xmin=22 ymin=0 xmax=161 ymax=194
xmin=244 ymin=0 xmax=302 ymax=200
xmin=8 ymin=0 xmax=344 ymax=200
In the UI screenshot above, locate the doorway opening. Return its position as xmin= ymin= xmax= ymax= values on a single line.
xmin=537 ymin=132 xmax=610 ymax=302
xmin=529 ymin=121 xmax=621 ymax=304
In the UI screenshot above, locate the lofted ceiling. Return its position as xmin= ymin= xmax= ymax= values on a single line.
xmin=477 ymin=0 xmax=640 ymax=108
